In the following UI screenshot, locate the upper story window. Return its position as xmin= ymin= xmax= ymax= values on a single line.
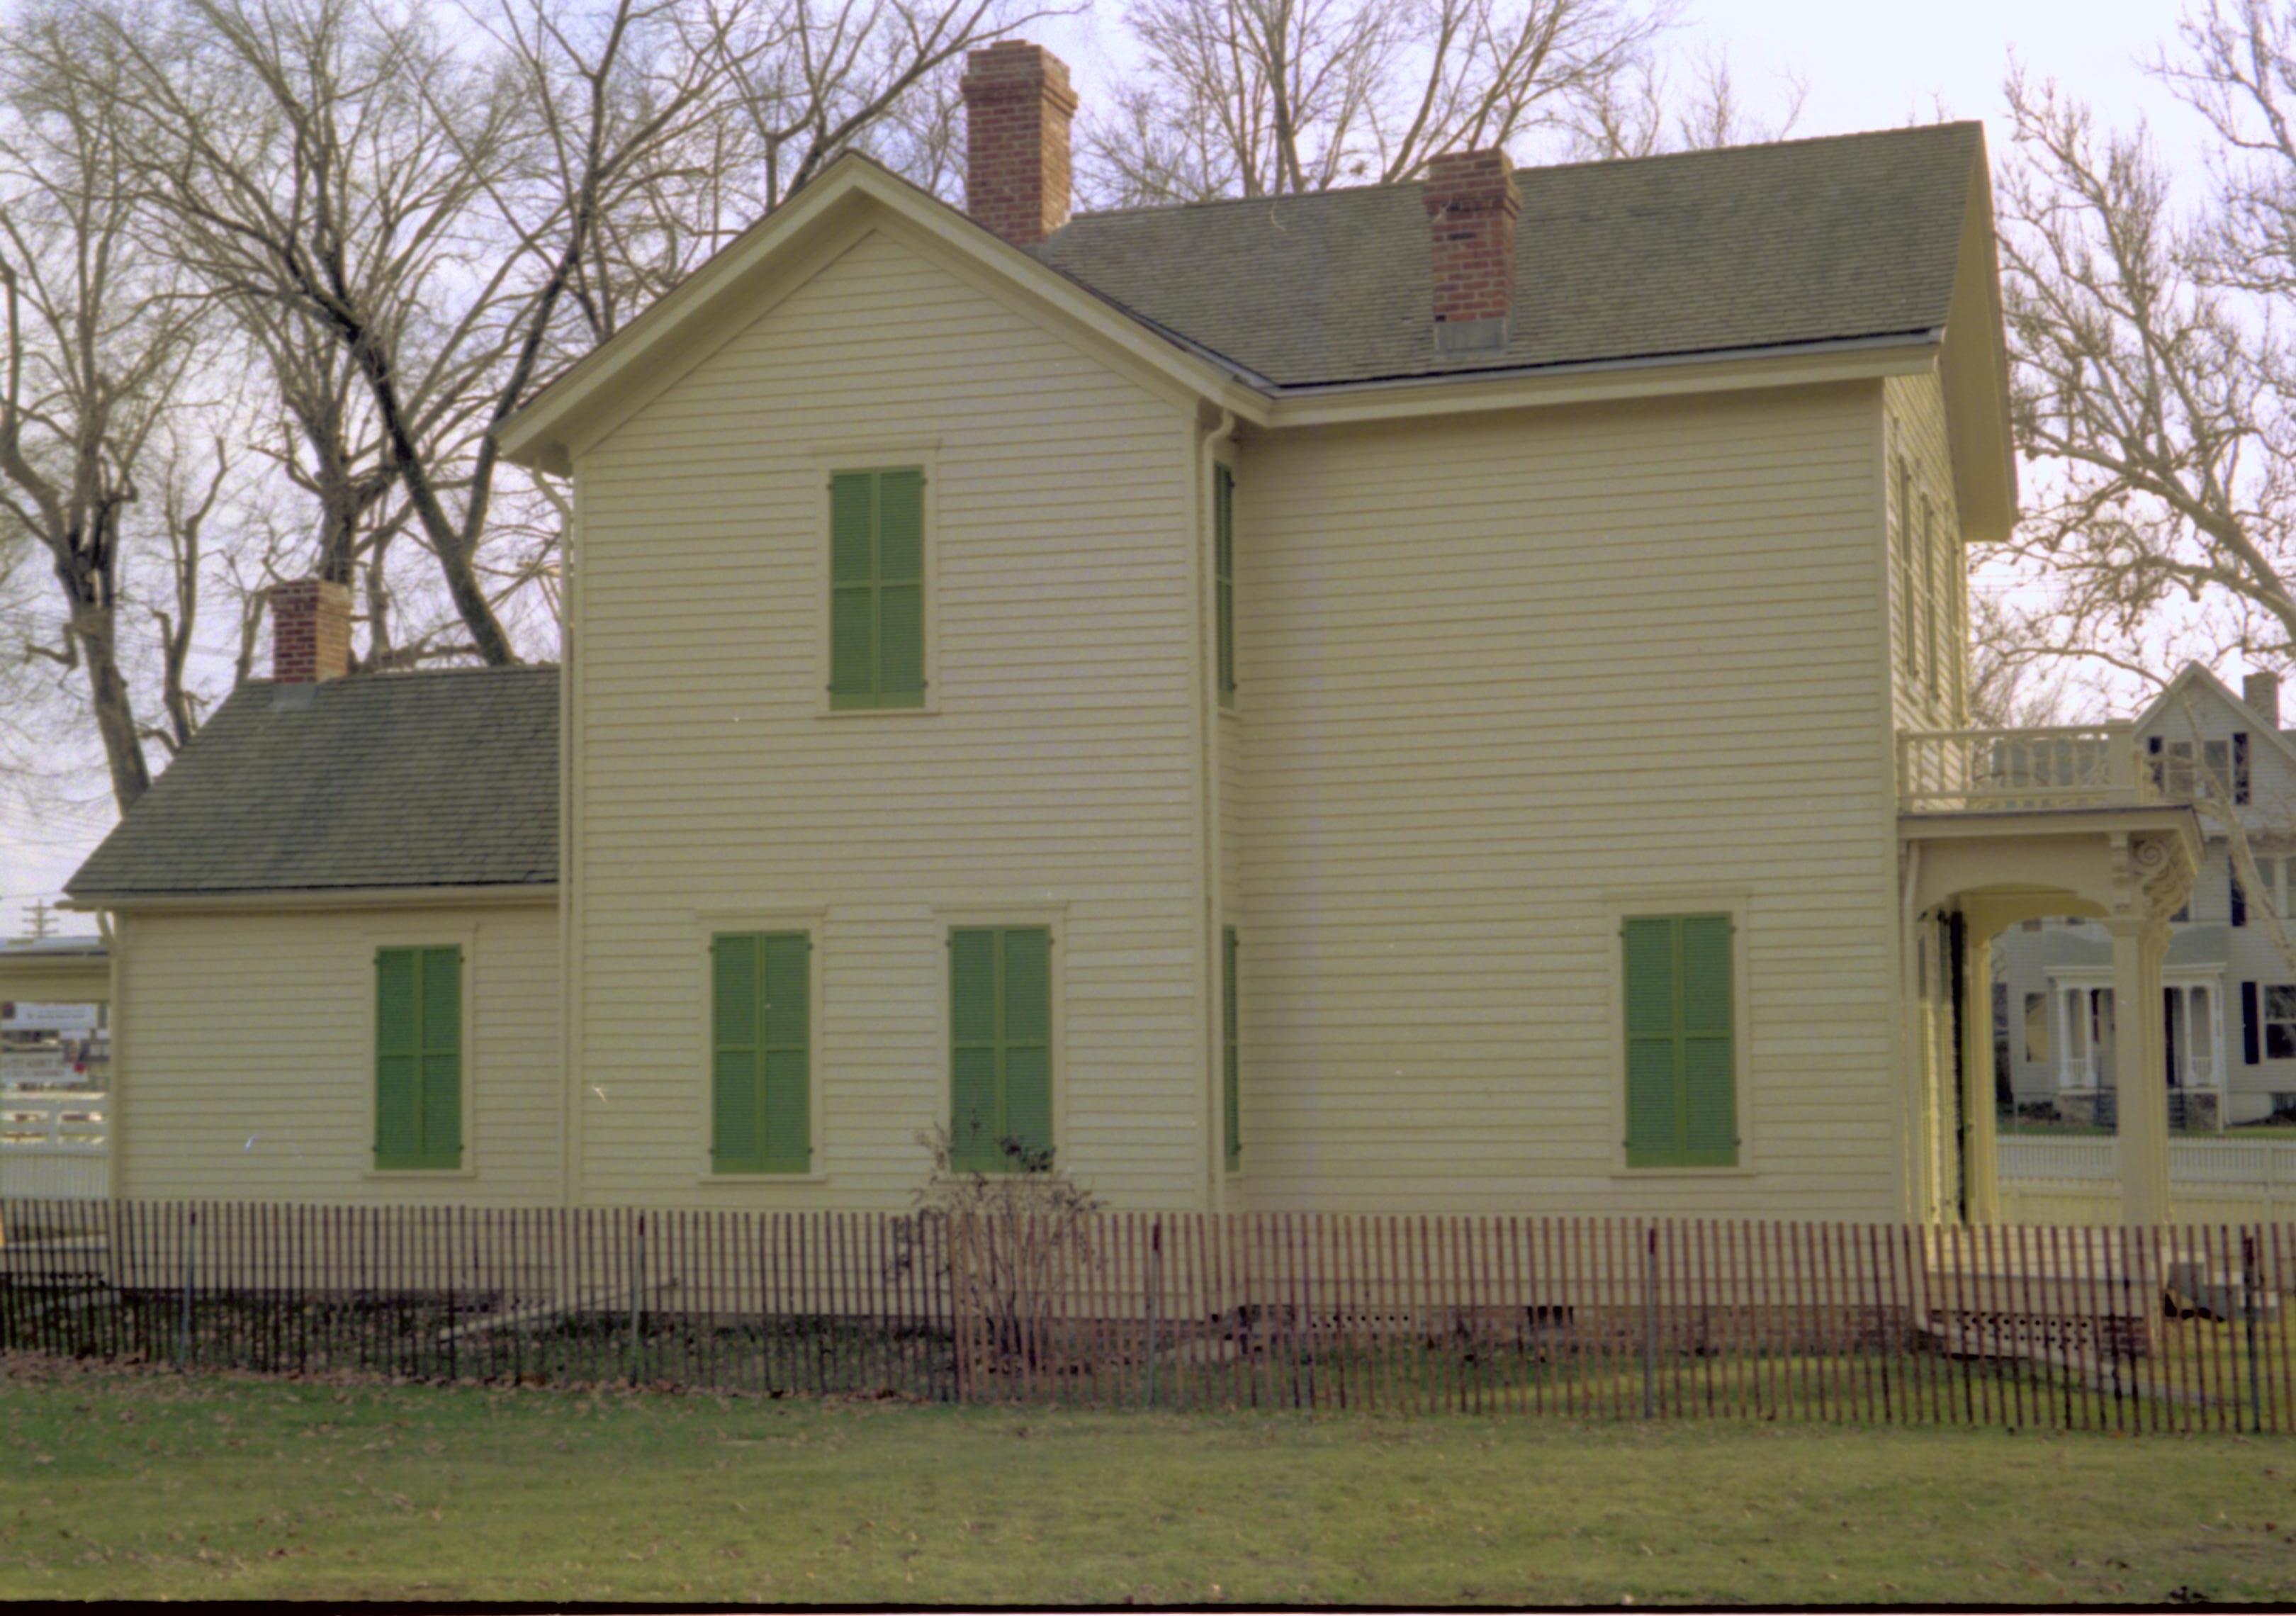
xmin=828 ymin=467 xmax=927 ymax=710
xmin=1894 ymin=454 xmax=1918 ymax=679
xmin=1923 ymin=495 xmax=1942 ymax=701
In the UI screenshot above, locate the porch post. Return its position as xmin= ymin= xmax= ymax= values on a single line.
xmin=2107 ymin=914 xmax=2171 ymax=1225
xmin=2105 ymin=830 xmax=2192 ymax=1228
xmin=1960 ymin=926 xmax=2001 ymax=1223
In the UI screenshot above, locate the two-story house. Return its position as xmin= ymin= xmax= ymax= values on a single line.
xmin=57 ymin=43 xmax=2204 ymax=1227
xmin=1996 ymin=664 xmax=2296 ymax=1131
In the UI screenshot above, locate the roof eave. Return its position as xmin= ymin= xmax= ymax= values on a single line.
xmin=1938 ymin=130 xmax=2019 ymax=544
xmin=62 ymin=882 xmax=561 ymax=914
xmin=1259 ymin=330 xmax=1943 ymax=427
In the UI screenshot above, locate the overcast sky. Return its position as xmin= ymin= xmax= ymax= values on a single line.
xmin=0 ymin=0 xmax=2211 ymax=941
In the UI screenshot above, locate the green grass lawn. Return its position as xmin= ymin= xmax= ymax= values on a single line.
xmin=4 ymin=1359 xmax=2295 ymax=1605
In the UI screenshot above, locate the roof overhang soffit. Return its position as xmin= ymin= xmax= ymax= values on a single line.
xmin=1937 ymin=136 xmax=2019 ymax=544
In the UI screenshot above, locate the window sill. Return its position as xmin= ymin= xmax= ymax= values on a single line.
xmin=820 ymin=702 xmax=938 ymax=719
xmin=1609 ymin=1165 xmax=1759 ymax=1180
xmin=364 ymin=1165 xmax=477 ymax=1181
xmin=699 ymin=1171 xmax=831 ymax=1186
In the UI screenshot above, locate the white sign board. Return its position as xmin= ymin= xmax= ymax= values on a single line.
xmin=2 ymin=1003 xmax=101 ymax=1033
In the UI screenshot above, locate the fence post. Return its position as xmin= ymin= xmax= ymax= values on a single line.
xmin=176 ymin=1207 xmax=198 ymax=1372
xmin=1642 ymin=1223 xmax=1657 ymax=1420
xmin=2245 ymin=1230 xmax=2263 ymax=1435
xmin=628 ymin=1213 xmax=646 ymax=1387
xmin=1145 ymin=1217 xmax=1162 ymax=1411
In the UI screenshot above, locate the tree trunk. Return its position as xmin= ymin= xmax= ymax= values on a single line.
xmin=69 ymin=597 xmax=152 ymax=812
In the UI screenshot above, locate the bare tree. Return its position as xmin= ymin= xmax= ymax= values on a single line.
xmin=1079 ymin=0 xmax=1675 ymax=208
xmin=0 ymin=4 xmax=210 ymax=812
xmin=1965 ymin=585 xmax=2077 ymax=730
xmin=1994 ymin=2 xmax=2296 ymax=694
xmin=1565 ymin=43 xmax=1805 ymax=159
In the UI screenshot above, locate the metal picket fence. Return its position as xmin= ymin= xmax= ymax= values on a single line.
xmin=4 ymin=1199 xmax=2295 ymax=1431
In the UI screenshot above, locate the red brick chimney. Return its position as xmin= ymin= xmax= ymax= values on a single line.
xmin=960 ymin=41 xmax=1078 ymax=247
xmin=271 ymin=578 xmax=352 ymax=684
xmin=1422 ymin=150 xmax=1521 ymax=354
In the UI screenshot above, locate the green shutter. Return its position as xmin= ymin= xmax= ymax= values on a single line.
xmin=828 ymin=468 xmax=925 ymax=710
xmin=950 ymin=928 xmax=1000 ymax=1170
xmin=374 ymin=948 xmax=422 ymax=1167
xmin=418 ymin=947 xmax=463 ymax=1165
xmin=949 ymin=925 xmax=1054 ymax=1172
xmin=711 ymin=931 xmax=811 ymax=1174
xmin=374 ymin=946 xmax=461 ymax=1170
xmin=1622 ymin=915 xmax=1737 ymax=1169
xmin=1677 ymin=916 xmax=1737 ymax=1166
xmin=1214 ymin=464 xmax=1236 ymax=706
xmin=1222 ymin=926 xmax=1240 ymax=1167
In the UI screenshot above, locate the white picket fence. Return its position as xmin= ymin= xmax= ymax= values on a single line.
xmin=0 ymin=1091 xmax=108 ymax=1200
xmin=1998 ymin=1135 xmax=2296 ymax=1224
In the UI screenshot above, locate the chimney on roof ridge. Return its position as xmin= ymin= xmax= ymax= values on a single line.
xmin=271 ymin=578 xmax=351 ymax=685
xmin=2248 ymin=669 xmax=2283 ymax=729
xmin=960 ymin=40 xmax=1077 ymax=248
xmin=1422 ymin=149 xmax=1520 ymax=354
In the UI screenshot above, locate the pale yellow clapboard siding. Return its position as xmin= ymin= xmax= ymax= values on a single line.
xmin=1886 ymin=371 xmax=1966 ymax=733
xmin=113 ymin=904 xmax=560 ymax=1204
xmin=568 ymin=226 xmax=1207 ymax=1211
xmin=1229 ymin=383 xmax=1901 ymax=1217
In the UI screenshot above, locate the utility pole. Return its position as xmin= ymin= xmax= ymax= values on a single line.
xmin=25 ymin=898 xmax=55 ymax=941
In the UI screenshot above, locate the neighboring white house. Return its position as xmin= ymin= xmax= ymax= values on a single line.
xmin=1995 ymin=665 xmax=2296 ymax=1129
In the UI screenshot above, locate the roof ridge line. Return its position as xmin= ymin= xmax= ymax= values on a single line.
xmin=1056 ymin=121 xmax=1983 ymax=228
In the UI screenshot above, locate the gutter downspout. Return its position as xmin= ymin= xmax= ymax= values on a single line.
xmin=1198 ymin=408 xmax=1238 ymax=1213
xmin=1900 ymin=840 xmax=1924 ymax=1223
xmin=98 ymin=909 xmax=122 ymax=1199
xmin=557 ymin=478 xmax=583 ymax=1209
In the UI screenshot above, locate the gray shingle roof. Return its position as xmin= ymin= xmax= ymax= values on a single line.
xmin=67 ymin=667 xmax=558 ymax=899
xmin=1030 ymin=122 xmax=1982 ymax=387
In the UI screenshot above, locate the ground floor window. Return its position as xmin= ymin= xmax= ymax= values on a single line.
xmin=373 ymin=946 xmax=462 ymax=1171
xmin=709 ymin=931 xmax=812 ymax=1174
xmin=950 ymin=925 xmax=1053 ymax=1171
xmin=1621 ymin=914 xmax=1737 ymax=1168
xmin=2267 ymin=986 xmax=2296 ymax=1060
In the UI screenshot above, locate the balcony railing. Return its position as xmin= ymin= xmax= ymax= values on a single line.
xmin=1898 ymin=724 xmax=2159 ymax=814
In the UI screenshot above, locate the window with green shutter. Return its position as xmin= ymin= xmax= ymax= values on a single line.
xmin=829 ymin=467 xmax=925 ymax=709
xmin=1895 ymin=456 xmax=1917 ymax=677
xmin=374 ymin=946 xmax=463 ymax=1171
xmin=710 ymin=931 xmax=811 ymax=1174
xmin=1621 ymin=914 xmax=1738 ymax=1168
xmin=1214 ymin=464 xmax=1237 ymax=706
xmin=949 ymin=925 xmax=1053 ymax=1172
xmin=1222 ymin=925 xmax=1240 ymax=1168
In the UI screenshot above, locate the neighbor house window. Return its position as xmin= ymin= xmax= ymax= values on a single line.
xmin=1621 ymin=914 xmax=1738 ymax=1168
xmin=1214 ymin=464 xmax=1237 ymax=707
xmin=828 ymin=467 xmax=925 ymax=709
xmin=1222 ymin=926 xmax=1241 ymax=1168
xmin=2268 ymin=987 xmax=2296 ymax=1060
xmin=2151 ymin=736 xmax=2251 ymax=804
xmin=709 ymin=931 xmax=811 ymax=1174
xmin=2023 ymin=992 xmax=2049 ymax=1065
xmin=374 ymin=946 xmax=462 ymax=1171
xmin=950 ymin=926 xmax=1053 ymax=1171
